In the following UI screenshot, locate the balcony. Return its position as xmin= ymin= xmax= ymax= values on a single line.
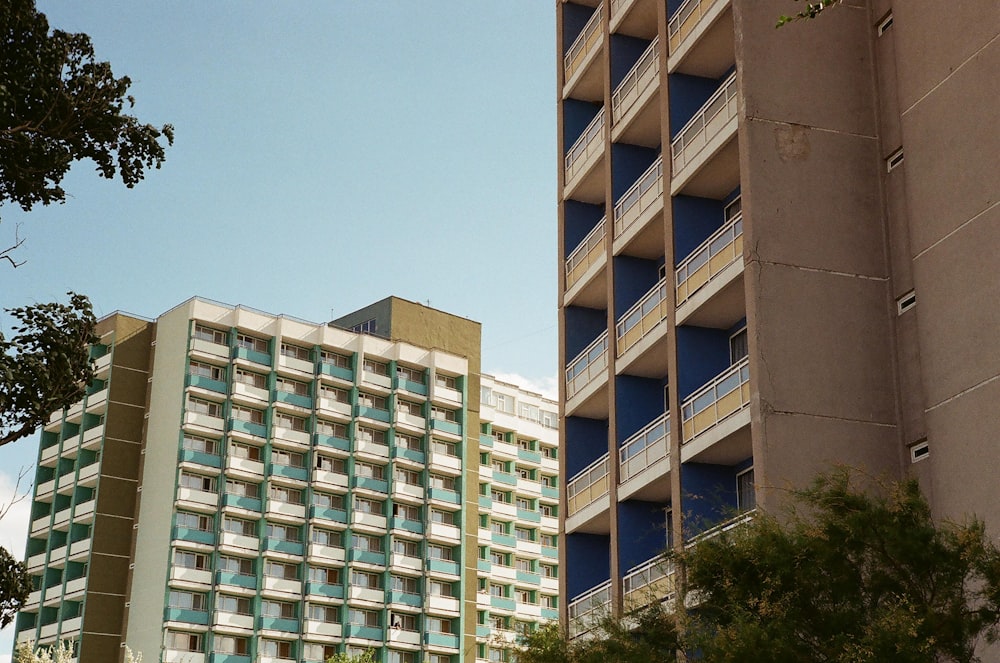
xmin=610 ymin=0 xmax=658 ymax=38
xmin=564 ymin=218 xmax=607 ymax=308
xmin=670 ymin=73 xmax=739 ymax=198
xmin=618 ymin=413 xmax=671 ymax=501
xmin=623 ymin=554 xmax=676 ymax=610
xmin=568 ymin=580 xmax=611 ymax=639
xmin=564 ymin=109 xmax=606 ymax=204
xmin=613 ymin=157 xmax=664 ymax=257
xmin=676 ymin=207 xmax=744 ymax=327
xmin=566 ymin=453 xmax=610 ymax=534
xmin=565 ymin=331 xmax=609 ymax=418
xmin=680 ymin=358 xmax=752 ymax=463
xmin=615 ymin=278 xmax=669 ymax=376
xmin=667 ymin=0 xmax=735 ymax=77
xmin=563 ymin=5 xmax=603 ymax=101
xmin=611 ymin=38 xmax=661 ymax=147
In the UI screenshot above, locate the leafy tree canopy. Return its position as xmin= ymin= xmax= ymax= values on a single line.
xmin=0 ymin=292 xmax=97 ymax=447
xmin=0 ymin=0 xmax=174 ymax=216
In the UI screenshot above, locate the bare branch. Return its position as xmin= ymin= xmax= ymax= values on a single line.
xmin=0 ymin=223 xmax=26 ymax=268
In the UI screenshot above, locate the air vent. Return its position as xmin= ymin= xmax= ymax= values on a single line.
xmin=886 ymin=148 xmax=904 ymax=172
xmin=910 ymin=440 xmax=929 ymax=463
xmin=896 ymin=290 xmax=916 ymax=314
xmin=877 ymin=12 xmax=893 ymax=35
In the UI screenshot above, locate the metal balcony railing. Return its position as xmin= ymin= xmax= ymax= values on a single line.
xmin=612 ymin=38 xmax=660 ymax=125
xmin=568 ymin=579 xmax=612 ymax=637
xmin=564 ymin=6 xmax=604 ymax=82
xmin=623 ymin=554 xmax=676 ymax=606
xmin=565 ymin=109 xmax=606 ymax=183
xmin=613 ymin=157 xmax=663 ymax=238
xmin=619 ymin=413 xmax=670 ymax=483
xmin=668 ymin=0 xmax=724 ymax=53
xmin=681 ymin=357 xmax=750 ymax=442
xmin=567 ymin=453 xmax=610 ymax=516
xmin=670 ymin=72 xmax=738 ymax=175
xmin=565 ymin=218 xmax=607 ymax=290
xmin=616 ymin=278 xmax=668 ymax=356
xmin=565 ymin=331 xmax=609 ymax=400
xmin=675 ymin=209 xmax=743 ymax=306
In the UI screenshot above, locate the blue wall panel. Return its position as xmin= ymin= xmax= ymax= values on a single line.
xmin=562 ymin=3 xmax=596 ymax=52
xmin=565 ymin=200 xmax=606 ymax=255
xmin=564 ymin=99 xmax=601 ymax=151
xmin=565 ymin=306 xmax=607 ymax=360
xmin=668 ymin=74 xmax=723 ymax=139
xmin=565 ymin=416 xmax=609 ymax=477
xmin=566 ymin=532 xmax=611 ymax=598
xmin=673 ymin=194 xmax=724 ymax=264
xmin=681 ymin=462 xmax=738 ymax=536
xmin=610 ymin=35 xmax=651 ymax=89
xmin=612 ymin=256 xmax=660 ymax=318
xmin=611 ymin=144 xmax=658 ymax=201
xmin=615 ymin=375 xmax=666 ymax=442
xmin=617 ymin=500 xmax=670 ymax=571
xmin=675 ymin=326 xmax=730 ymax=400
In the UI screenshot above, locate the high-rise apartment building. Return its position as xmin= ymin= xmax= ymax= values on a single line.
xmin=15 ymin=296 xmax=559 ymax=663
xmin=557 ymin=0 xmax=998 ymax=641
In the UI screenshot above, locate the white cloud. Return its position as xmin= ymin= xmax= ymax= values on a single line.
xmin=489 ymin=372 xmax=558 ymax=401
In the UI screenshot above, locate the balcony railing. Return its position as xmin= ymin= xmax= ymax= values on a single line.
xmin=681 ymin=357 xmax=750 ymax=442
xmin=610 ymin=0 xmax=635 ymax=24
xmin=613 ymin=157 xmax=663 ymax=238
xmin=670 ymin=72 xmax=738 ymax=175
xmin=565 ymin=218 xmax=607 ymax=290
xmin=668 ymin=0 xmax=724 ymax=53
xmin=619 ymin=413 xmax=670 ymax=483
xmin=612 ymin=38 xmax=660 ymax=125
xmin=565 ymin=109 xmax=606 ymax=183
xmin=567 ymin=453 xmax=610 ymax=516
xmin=564 ymin=6 xmax=603 ymax=82
xmin=623 ymin=554 xmax=676 ymax=606
xmin=686 ymin=510 xmax=754 ymax=547
xmin=565 ymin=331 xmax=609 ymax=400
xmin=569 ymin=580 xmax=612 ymax=638
xmin=675 ymin=210 xmax=743 ymax=306
xmin=616 ymin=278 xmax=668 ymax=356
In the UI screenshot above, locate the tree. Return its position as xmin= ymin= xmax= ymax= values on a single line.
xmin=13 ymin=640 xmax=141 ymax=663
xmin=325 ymin=651 xmax=376 ymax=663
xmin=681 ymin=469 xmax=1000 ymax=663
xmin=0 ymin=292 xmax=97 ymax=448
xmin=0 ymin=0 xmax=174 ymax=260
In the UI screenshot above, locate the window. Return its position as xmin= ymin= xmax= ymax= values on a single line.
xmin=488 ymin=650 xmax=507 ymax=663
xmin=266 ymin=523 xmax=300 ymax=542
xmin=429 ymin=509 xmax=455 ymax=525
xmin=428 ymin=580 xmax=453 ymax=597
xmin=179 ymin=472 xmax=216 ymax=493
xmin=229 ymin=442 xmax=261 ymax=461
xmin=320 ymin=349 xmax=352 ymax=368
xmin=218 ymin=556 xmax=253 ymax=576
xmin=490 ymin=521 xmax=508 ymax=536
xmin=316 ymin=455 xmax=346 ymax=473
xmin=354 ymin=461 xmax=385 ymax=480
xmin=302 ymin=529 xmax=330 ymax=554
xmin=493 ymin=430 xmax=507 ymax=444
xmin=516 ymin=558 xmax=533 ymax=573
xmin=393 ymin=538 xmax=419 ymax=558
xmin=236 ymin=334 xmax=268 ymax=354
xmin=427 ymin=617 xmax=452 ymax=634
xmin=352 ymin=533 xmax=383 ymax=553
xmin=397 ymin=399 xmax=422 ymax=416
xmin=319 ymin=384 xmax=349 ymax=402
xmin=517 ymin=467 xmax=535 ymax=481
xmin=215 ymin=636 xmax=249 ymax=656
xmin=542 ymin=445 xmax=557 ymax=459
xmin=312 ymin=491 xmax=344 ymax=510
xmin=542 ymin=474 xmax=556 ymax=487
xmin=304 ymin=644 xmax=338 ymax=662
xmin=167 ymin=631 xmax=202 ymax=652
xmin=181 ymin=434 xmax=217 ymax=455
xmin=193 ymin=324 xmax=227 ymax=345
xmin=428 ymin=474 xmax=455 ymax=491
xmin=316 ymin=419 xmax=347 ymax=438
xmin=260 ymin=640 xmax=293 ymax=659
xmin=173 ymin=550 xmax=208 ymax=570
xmin=363 ymin=358 xmax=389 ymax=376
xmin=280 ymin=343 xmax=311 ymax=361
xmin=358 ymin=393 xmax=388 ymax=411
xmin=222 ymin=516 xmax=256 ymax=537
xmin=351 ymin=570 xmax=381 ymax=589
xmin=519 ymin=402 xmax=540 ymax=423
xmin=187 ymin=397 xmax=221 ymax=418
xmin=269 ymin=484 xmax=304 ymax=505
xmin=428 ymin=654 xmax=452 ymax=663
xmin=431 ymin=406 xmax=457 ymax=422
xmin=492 ymin=460 xmax=508 ymax=474
xmin=274 ymin=412 xmax=307 ymax=432
xmin=391 ymin=574 xmax=418 ymax=594
xmin=357 ymin=426 xmax=387 ymax=445
xmin=491 ymin=551 xmax=509 ymax=567
xmin=189 ymin=361 xmax=224 ymax=381
xmin=389 ymin=650 xmax=418 ymax=663
xmin=730 ymin=327 xmax=748 ymax=364
xmin=541 ymin=534 xmax=557 ymax=548
xmin=234 ymin=369 xmax=267 ymax=389
xmin=225 ymin=479 xmax=258 ymax=498
xmin=490 ymin=615 xmax=508 ymax=631
xmin=489 ymin=583 xmax=505 ymax=598
xmin=348 ymin=608 xmax=379 ymax=627
xmin=540 ymin=564 xmax=557 ymax=578
xmin=515 ymin=527 xmax=534 ymax=542
xmin=265 ymin=560 xmax=298 ymax=580
xmin=540 ymin=503 xmax=556 ymax=517
xmin=393 ymin=503 xmax=420 ymax=521
xmin=515 ymin=621 xmax=533 ymax=636
xmin=354 ymin=496 xmax=383 ymax=515
xmin=515 ymin=589 xmax=534 ymax=604
xmin=308 ymin=604 xmax=340 ymax=623
xmin=308 ymin=566 xmax=340 ymax=584
xmin=516 ymin=497 xmax=532 ymax=511
xmin=541 ymin=594 xmax=557 ymax=609
xmin=435 ymin=373 xmax=457 ymax=390
xmin=432 ymin=439 xmax=458 ymax=456
xmin=494 ymin=393 xmax=514 ymax=414
xmin=231 ymin=405 xmax=264 ymax=424
xmin=176 ymin=512 xmax=212 ymax=532
xmin=737 ymin=467 xmax=756 ymax=512
xmin=276 ymin=376 xmax=309 ymax=396
xmin=427 ymin=544 xmax=453 ymax=561
xmin=517 ymin=438 xmax=533 ymax=451
xmin=271 ymin=449 xmax=305 ymax=468
xmin=396 ymin=365 xmax=425 ymax=384
xmin=168 ymin=590 xmax=206 ymax=611
xmin=394 ymin=467 xmax=421 ymax=485
xmin=261 ymin=599 xmax=296 ymax=619
xmin=395 ymin=433 xmax=423 ymax=451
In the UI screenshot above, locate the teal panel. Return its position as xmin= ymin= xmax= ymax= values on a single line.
xmin=210 ymin=655 xmax=251 ymax=663
xmin=275 ymin=391 xmax=312 ymax=408
xmin=542 ymin=486 xmax=559 ymax=500
xmin=479 ymin=496 xmax=492 ymax=509
xmin=392 ymin=447 xmax=426 ymax=464
xmin=542 ymin=608 xmax=559 ymax=620
xmin=395 ymin=378 xmax=428 ymax=395
xmin=490 ymin=596 xmax=516 ymax=611
xmin=186 ymin=375 xmax=228 ymax=393
xmin=179 ymin=449 xmax=222 ymax=468
xmin=349 ymin=549 xmax=386 ymax=566
xmin=235 ymin=347 xmax=271 ymax=366
xmin=259 ymin=616 xmax=299 ymax=632
xmin=271 ymin=464 xmax=309 ymax=481
xmin=430 ymin=419 xmax=462 ymax=436
xmin=320 ymin=364 xmax=353 ymax=381
xmin=518 ymin=449 xmax=542 ymax=464
xmin=516 ymin=571 xmax=541 ymax=585
xmin=492 ymin=533 xmax=517 ymax=548
xmin=265 ymin=539 xmax=304 ymax=556
xmin=345 ymin=624 xmax=383 ymax=640
xmin=230 ymin=420 xmax=267 ymax=438
xmin=353 ymin=476 xmax=389 ymax=493
xmin=389 ymin=517 xmax=424 ymax=534
xmin=387 ymin=590 xmax=423 ymax=607
xmin=310 ymin=506 xmax=348 ymax=523
xmin=517 ymin=509 xmax=542 ymax=523
xmin=477 ymin=625 xmax=492 ymax=638
xmin=477 ymin=560 xmax=491 ymax=573
xmin=305 ymin=582 xmax=344 ymax=599
xmin=173 ymin=526 xmax=215 ymax=546
xmin=426 ymin=632 xmax=460 ymax=648
xmin=492 ymin=471 xmax=517 ymax=486
xmin=216 ymin=571 xmax=256 ymax=589
xmin=428 ymin=488 xmax=461 ymax=504
xmin=542 ymin=547 xmax=559 ymax=559
xmin=479 ymin=434 xmax=493 ymax=448
xmin=164 ymin=607 xmax=209 ymax=625
xmin=315 ymin=434 xmax=351 ymax=451
xmin=428 ymin=559 xmax=460 ymax=576
xmin=223 ymin=494 xmax=262 ymax=512
xmin=356 ymin=406 xmax=391 ymax=423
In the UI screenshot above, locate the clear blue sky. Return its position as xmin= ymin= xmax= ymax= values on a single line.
xmin=0 ymin=2 xmax=557 ymax=654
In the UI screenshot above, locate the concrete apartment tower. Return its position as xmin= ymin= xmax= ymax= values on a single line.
xmin=556 ymin=0 xmax=999 ymax=642
xmin=16 ymin=297 xmax=559 ymax=663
